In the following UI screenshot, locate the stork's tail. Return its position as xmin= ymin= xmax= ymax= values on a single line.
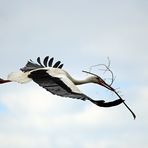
xmin=7 ymin=71 xmax=32 ymax=84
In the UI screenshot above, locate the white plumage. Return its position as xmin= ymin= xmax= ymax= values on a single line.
xmin=7 ymin=71 xmax=31 ymax=83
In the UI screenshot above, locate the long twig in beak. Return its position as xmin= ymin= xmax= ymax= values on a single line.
xmin=89 ymin=57 xmax=115 ymax=86
xmin=82 ymin=70 xmax=136 ymax=119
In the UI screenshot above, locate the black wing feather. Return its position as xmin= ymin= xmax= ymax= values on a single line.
xmin=21 ymin=56 xmax=64 ymax=72
xmin=58 ymin=64 xmax=64 ymax=69
xmin=37 ymin=57 xmax=44 ymax=67
xmin=43 ymin=56 xmax=49 ymax=67
xmin=20 ymin=61 xmax=43 ymax=72
xmin=53 ymin=61 xmax=61 ymax=68
xmin=48 ymin=57 xmax=54 ymax=67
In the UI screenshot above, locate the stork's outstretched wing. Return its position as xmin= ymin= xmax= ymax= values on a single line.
xmin=28 ymin=69 xmax=91 ymax=100
xmin=28 ymin=69 xmax=123 ymax=107
xmin=21 ymin=56 xmax=64 ymax=72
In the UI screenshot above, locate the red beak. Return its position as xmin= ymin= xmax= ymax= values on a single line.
xmin=98 ymin=79 xmax=115 ymax=91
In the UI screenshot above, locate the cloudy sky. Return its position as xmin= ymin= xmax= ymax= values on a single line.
xmin=0 ymin=0 xmax=148 ymax=148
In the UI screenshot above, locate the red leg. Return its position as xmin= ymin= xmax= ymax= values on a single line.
xmin=0 ymin=78 xmax=11 ymax=84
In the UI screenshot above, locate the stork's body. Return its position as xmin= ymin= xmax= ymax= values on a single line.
xmin=0 ymin=56 xmax=136 ymax=118
xmin=6 ymin=66 xmax=106 ymax=105
xmin=7 ymin=67 xmax=99 ymax=93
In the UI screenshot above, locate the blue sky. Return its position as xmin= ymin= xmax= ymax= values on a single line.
xmin=0 ymin=0 xmax=148 ymax=148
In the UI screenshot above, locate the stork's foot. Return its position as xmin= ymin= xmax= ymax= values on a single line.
xmin=0 ymin=78 xmax=11 ymax=84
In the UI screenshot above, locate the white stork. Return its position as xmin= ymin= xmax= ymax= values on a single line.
xmin=0 ymin=56 xmax=136 ymax=119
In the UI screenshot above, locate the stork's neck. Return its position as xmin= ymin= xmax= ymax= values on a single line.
xmin=71 ymin=76 xmax=94 ymax=85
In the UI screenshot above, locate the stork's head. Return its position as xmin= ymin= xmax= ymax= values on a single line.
xmin=83 ymin=70 xmax=115 ymax=91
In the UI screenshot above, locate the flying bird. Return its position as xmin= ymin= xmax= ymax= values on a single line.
xmin=0 ymin=56 xmax=136 ymax=119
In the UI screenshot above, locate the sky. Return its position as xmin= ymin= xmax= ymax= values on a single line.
xmin=0 ymin=0 xmax=148 ymax=148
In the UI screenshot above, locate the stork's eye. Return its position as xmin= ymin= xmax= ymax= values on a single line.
xmin=96 ymin=76 xmax=101 ymax=81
